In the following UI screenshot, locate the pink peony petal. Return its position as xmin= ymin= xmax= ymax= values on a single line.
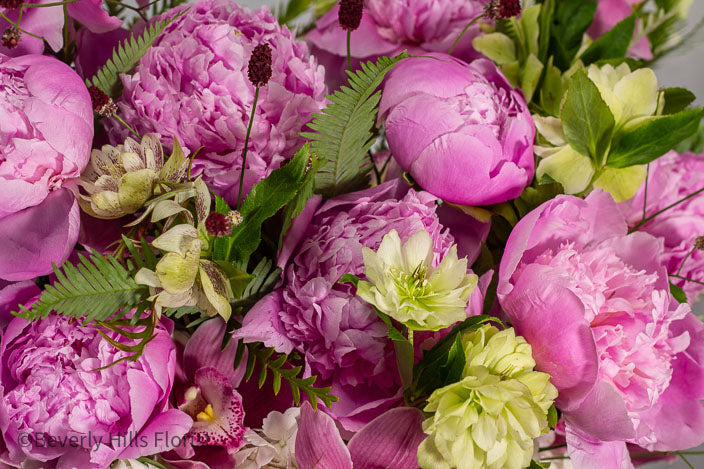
xmin=67 ymin=0 xmax=122 ymax=34
xmin=184 ymin=318 xmax=245 ymax=387
xmin=0 ymin=190 xmax=80 ymax=281
xmin=565 ymin=422 xmax=634 ymax=469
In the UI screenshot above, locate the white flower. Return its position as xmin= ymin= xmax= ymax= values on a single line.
xmin=235 ymin=407 xmax=301 ymax=469
xmin=357 ymin=229 xmax=477 ymax=331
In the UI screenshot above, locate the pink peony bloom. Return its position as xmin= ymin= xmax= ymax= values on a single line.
xmin=0 ymin=53 xmax=93 ymax=281
xmin=0 ymin=315 xmax=192 ymax=468
xmin=498 ymin=191 xmax=704 ymax=466
xmin=0 ymin=0 xmax=121 ymax=57
xmin=379 ymin=54 xmax=535 ymax=206
xmin=622 ymin=151 xmax=704 ymax=303
xmin=110 ymin=0 xmax=327 ymax=206
xmin=295 ymin=402 xmax=426 ymax=469
xmin=233 ymin=179 xmax=487 ymax=431
xmin=306 ymin=0 xmax=485 ymax=89
xmin=587 ymin=0 xmax=652 ymax=60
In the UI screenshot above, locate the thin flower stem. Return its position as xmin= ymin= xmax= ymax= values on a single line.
xmin=346 ymin=29 xmax=352 ymax=70
xmin=677 ymin=452 xmax=696 ymax=469
xmin=368 ymin=152 xmax=381 ymax=183
xmin=676 ymin=245 xmax=697 ymax=276
xmin=448 ymin=14 xmax=482 ymax=54
xmin=237 ymin=86 xmax=260 ymax=210
xmin=113 ymin=114 xmax=140 ymax=140
xmin=0 ymin=11 xmax=47 ymax=40
xmin=641 ymin=163 xmax=650 ymax=223
xmin=103 ymin=0 xmax=148 ymax=21
xmin=23 ymin=0 xmax=81 ymax=7
xmin=538 ymin=444 xmax=567 ymax=452
xmin=670 ymin=274 xmax=704 ymax=286
xmin=630 ymin=186 xmax=704 ymax=233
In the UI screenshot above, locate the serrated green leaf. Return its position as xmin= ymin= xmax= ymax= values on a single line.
xmin=538 ymin=0 xmax=555 ymax=63
xmin=561 ymin=70 xmax=615 ymax=161
xmin=662 ymin=87 xmax=696 ymax=115
xmin=222 ymin=146 xmax=311 ymax=263
xmin=13 ymin=252 xmax=148 ymax=323
xmin=86 ymin=10 xmax=188 ymax=96
xmin=607 ymin=108 xmax=704 ymax=168
xmin=580 ymin=14 xmax=636 ymax=65
xmin=303 ymin=52 xmax=409 ymax=196
xmin=387 ymin=327 xmax=407 ymax=342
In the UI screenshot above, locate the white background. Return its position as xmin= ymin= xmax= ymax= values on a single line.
xmin=228 ymin=1 xmax=704 ymax=467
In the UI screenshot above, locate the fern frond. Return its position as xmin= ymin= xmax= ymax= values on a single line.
xmin=86 ymin=9 xmax=188 ymax=96
xmin=14 ymin=252 xmax=149 ymax=324
xmin=246 ymin=344 xmax=338 ymax=409
xmin=302 ymin=52 xmax=409 ymax=196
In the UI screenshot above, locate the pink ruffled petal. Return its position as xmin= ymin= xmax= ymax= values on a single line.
xmin=565 ymin=423 xmax=634 ymax=469
xmin=67 ymin=0 xmax=122 ymax=34
xmin=184 ymin=318 xmax=245 ymax=387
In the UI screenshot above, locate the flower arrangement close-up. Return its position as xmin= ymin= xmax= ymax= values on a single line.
xmin=1 ymin=0 xmax=704 ymax=468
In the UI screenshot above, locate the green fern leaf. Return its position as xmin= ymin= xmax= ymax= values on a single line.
xmin=86 ymin=9 xmax=188 ymax=96
xmin=302 ymin=52 xmax=409 ymax=197
xmin=14 ymin=252 xmax=149 ymax=324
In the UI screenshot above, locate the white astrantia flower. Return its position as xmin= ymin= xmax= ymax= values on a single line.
xmin=234 ymin=407 xmax=301 ymax=469
xmin=356 ymin=229 xmax=477 ymax=331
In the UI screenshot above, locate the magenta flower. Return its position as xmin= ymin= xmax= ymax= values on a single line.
xmin=379 ymin=54 xmax=535 ymax=206
xmin=0 ymin=315 xmax=192 ymax=468
xmin=306 ymin=0 xmax=485 ymax=89
xmin=498 ymin=191 xmax=704 ymax=464
xmin=0 ymin=0 xmax=121 ymax=57
xmin=0 ymin=280 xmax=38 ymax=329
xmin=0 ymin=53 xmax=93 ymax=281
xmin=233 ymin=179 xmax=487 ymax=431
xmin=295 ymin=402 xmax=426 ymax=469
xmin=622 ymin=151 xmax=704 ymax=303
xmin=110 ymin=0 xmax=327 ymax=206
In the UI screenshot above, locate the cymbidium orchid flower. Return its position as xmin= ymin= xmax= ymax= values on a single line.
xmin=357 ymin=229 xmax=478 ymax=330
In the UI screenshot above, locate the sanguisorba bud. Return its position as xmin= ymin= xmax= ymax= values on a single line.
xmin=695 ymin=236 xmax=704 ymax=251
xmin=0 ymin=0 xmax=23 ymax=9
xmin=247 ymin=44 xmax=272 ymax=88
xmin=226 ymin=210 xmax=243 ymax=227
xmin=87 ymin=85 xmax=118 ymax=117
xmin=338 ymin=0 xmax=364 ymax=31
xmin=205 ymin=212 xmax=234 ymax=237
xmin=498 ymin=0 xmax=522 ymax=18
xmin=1 ymin=27 xmax=21 ymax=50
xmin=484 ymin=0 xmax=521 ymax=20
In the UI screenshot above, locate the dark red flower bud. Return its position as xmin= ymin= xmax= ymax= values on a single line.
xmin=206 ymin=212 xmax=233 ymax=237
xmin=88 ymin=85 xmax=117 ymax=117
xmin=338 ymin=0 xmax=364 ymax=31
xmin=1 ymin=27 xmax=21 ymax=50
xmin=247 ymin=44 xmax=272 ymax=88
xmin=696 ymin=236 xmax=704 ymax=251
xmin=0 ymin=0 xmax=23 ymax=9
xmin=484 ymin=0 xmax=521 ymax=20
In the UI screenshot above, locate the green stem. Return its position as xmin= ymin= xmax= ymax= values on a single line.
xmin=346 ymin=29 xmax=352 ymax=71
xmin=23 ymin=0 xmax=81 ymax=7
xmin=103 ymin=0 xmax=148 ymax=21
xmin=630 ymin=186 xmax=704 ymax=233
xmin=368 ymin=152 xmax=380 ymax=183
xmin=641 ymin=163 xmax=649 ymax=223
xmin=0 ymin=11 xmax=47 ymax=40
xmin=113 ymin=114 xmax=140 ymax=140
xmin=671 ymin=274 xmax=704 ymax=286
xmin=538 ymin=444 xmax=567 ymax=452
xmin=237 ymin=86 xmax=260 ymax=210
xmin=676 ymin=245 xmax=697 ymax=276
xmin=448 ymin=14 xmax=483 ymax=55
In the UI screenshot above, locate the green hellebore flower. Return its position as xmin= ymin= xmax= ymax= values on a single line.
xmin=356 ymin=229 xmax=478 ymax=331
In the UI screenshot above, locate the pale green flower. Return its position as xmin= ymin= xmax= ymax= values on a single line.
xmin=79 ymin=134 xmax=186 ymax=218
xmin=418 ymin=325 xmax=558 ymax=469
xmin=135 ymin=224 xmax=232 ymax=321
xmin=356 ymin=229 xmax=477 ymax=331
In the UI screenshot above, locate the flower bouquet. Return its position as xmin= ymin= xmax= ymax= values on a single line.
xmin=1 ymin=0 xmax=703 ymax=467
